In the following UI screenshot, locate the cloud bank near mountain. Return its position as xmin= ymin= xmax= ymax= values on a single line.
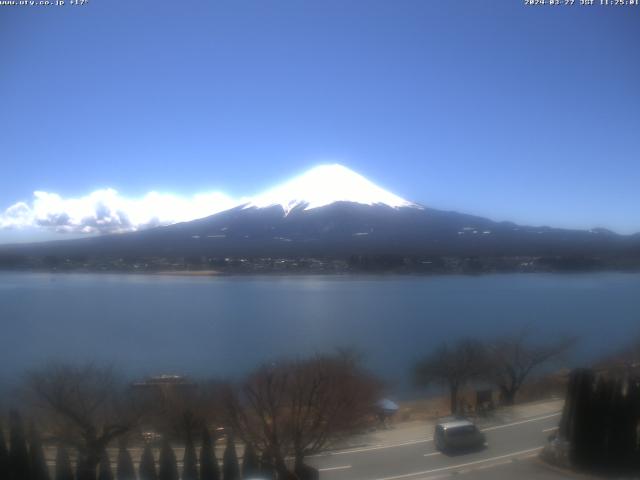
xmin=0 ymin=189 xmax=237 ymax=234
xmin=0 ymin=165 xmax=416 ymax=237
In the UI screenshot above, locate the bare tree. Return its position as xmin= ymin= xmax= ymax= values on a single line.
xmin=135 ymin=376 xmax=224 ymax=442
xmin=25 ymin=363 xmax=144 ymax=479
xmin=414 ymin=339 xmax=487 ymax=414
xmin=226 ymin=353 xmax=381 ymax=477
xmin=485 ymin=331 xmax=575 ymax=405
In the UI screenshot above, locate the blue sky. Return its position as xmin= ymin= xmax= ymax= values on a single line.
xmin=1 ymin=0 xmax=639 ymax=242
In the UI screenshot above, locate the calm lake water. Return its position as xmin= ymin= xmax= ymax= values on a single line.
xmin=1 ymin=272 xmax=639 ymax=394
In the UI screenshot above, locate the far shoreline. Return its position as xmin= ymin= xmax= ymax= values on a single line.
xmin=151 ymin=269 xmax=222 ymax=277
xmin=1 ymin=268 xmax=640 ymax=278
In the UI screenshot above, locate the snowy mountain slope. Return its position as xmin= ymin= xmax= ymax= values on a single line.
xmin=242 ymin=164 xmax=421 ymax=214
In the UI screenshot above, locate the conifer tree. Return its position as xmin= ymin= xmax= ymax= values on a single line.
xmin=258 ymin=451 xmax=274 ymax=480
xmin=75 ymin=450 xmax=87 ymax=480
xmin=98 ymin=449 xmax=114 ymax=480
xmin=138 ymin=444 xmax=157 ymax=480
xmin=589 ymin=376 xmax=610 ymax=468
xmin=158 ymin=439 xmax=178 ymax=480
xmin=0 ymin=423 xmax=9 ymax=480
xmin=29 ymin=424 xmax=51 ymax=480
xmin=8 ymin=410 xmax=30 ymax=480
xmin=54 ymin=445 xmax=74 ymax=480
xmin=630 ymin=378 xmax=640 ymax=471
xmin=116 ymin=444 xmax=136 ymax=480
xmin=241 ymin=443 xmax=259 ymax=479
xmin=182 ymin=434 xmax=198 ymax=480
xmin=199 ymin=428 xmax=219 ymax=480
xmin=608 ymin=377 xmax=633 ymax=469
xmin=222 ymin=434 xmax=240 ymax=480
xmin=564 ymin=369 xmax=595 ymax=468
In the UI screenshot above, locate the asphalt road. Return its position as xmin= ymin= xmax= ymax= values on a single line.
xmin=308 ymin=412 xmax=569 ymax=480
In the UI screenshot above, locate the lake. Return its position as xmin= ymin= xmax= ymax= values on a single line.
xmin=1 ymin=272 xmax=639 ymax=394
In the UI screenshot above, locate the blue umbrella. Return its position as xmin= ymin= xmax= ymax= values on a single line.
xmin=377 ymin=398 xmax=399 ymax=414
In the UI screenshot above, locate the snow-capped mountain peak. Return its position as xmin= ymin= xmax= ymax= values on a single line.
xmin=243 ymin=164 xmax=420 ymax=215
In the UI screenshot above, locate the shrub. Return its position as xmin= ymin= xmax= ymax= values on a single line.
xmin=116 ymin=444 xmax=136 ymax=480
xmin=241 ymin=443 xmax=259 ymax=478
xmin=182 ymin=433 xmax=198 ymax=480
xmin=158 ymin=439 xmax=178 ymax=480
xmin=98 ymin=449 xmax=114 ymax=480
xmin=139 ymin=444 xmax=157 ymax=480
xmin=29 ymin=425 xmax=50 ymax=480
xmin=54 ymin=445 xmax=74 ymax=480
xmin=0 ymin=424 xmax=10 ymax=479
xmin=199 ymin=428 xmax=219 ymax=480
xmin=8 ymin=411 xmax=30 ymax=480
xmin=222 ymin=435 xmax=239 ymax=480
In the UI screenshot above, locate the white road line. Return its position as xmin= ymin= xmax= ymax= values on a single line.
xmin=468 ymin=459 xmax=513 ymax=471
xmin=519 ymin=452 xmax=542 ymax=459
xmin=309 ymin=438 xmax=434 ymax=457
xmin=374 ymin=446 xmax=544 ymax=480
xmin=423 ymin=452 xmax=441 ymax=457
xmin=311 ymin=411 xmax=560 ymax=458
xmin=318 ymin=465 xmax=352 ymax=472
xmin=417 ymin=475 xmax=451 ymax=480
xmin=542 ymin=426 xmax=558 ymax=433
xmin=480 ymin=412 xmax=561 ymax=432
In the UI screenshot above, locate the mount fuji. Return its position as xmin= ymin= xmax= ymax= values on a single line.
xmin=241 ymin=164 xmax=419 ymax=214
xmin=1 ymin=164 xmax=639 ymax=270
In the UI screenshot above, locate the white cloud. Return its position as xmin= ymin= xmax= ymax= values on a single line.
xmin=0 ymin=188 xmax=239 ymax=235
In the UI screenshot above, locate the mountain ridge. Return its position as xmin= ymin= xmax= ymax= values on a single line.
xmin=0 ymin=165 xmax=639 ymax=271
